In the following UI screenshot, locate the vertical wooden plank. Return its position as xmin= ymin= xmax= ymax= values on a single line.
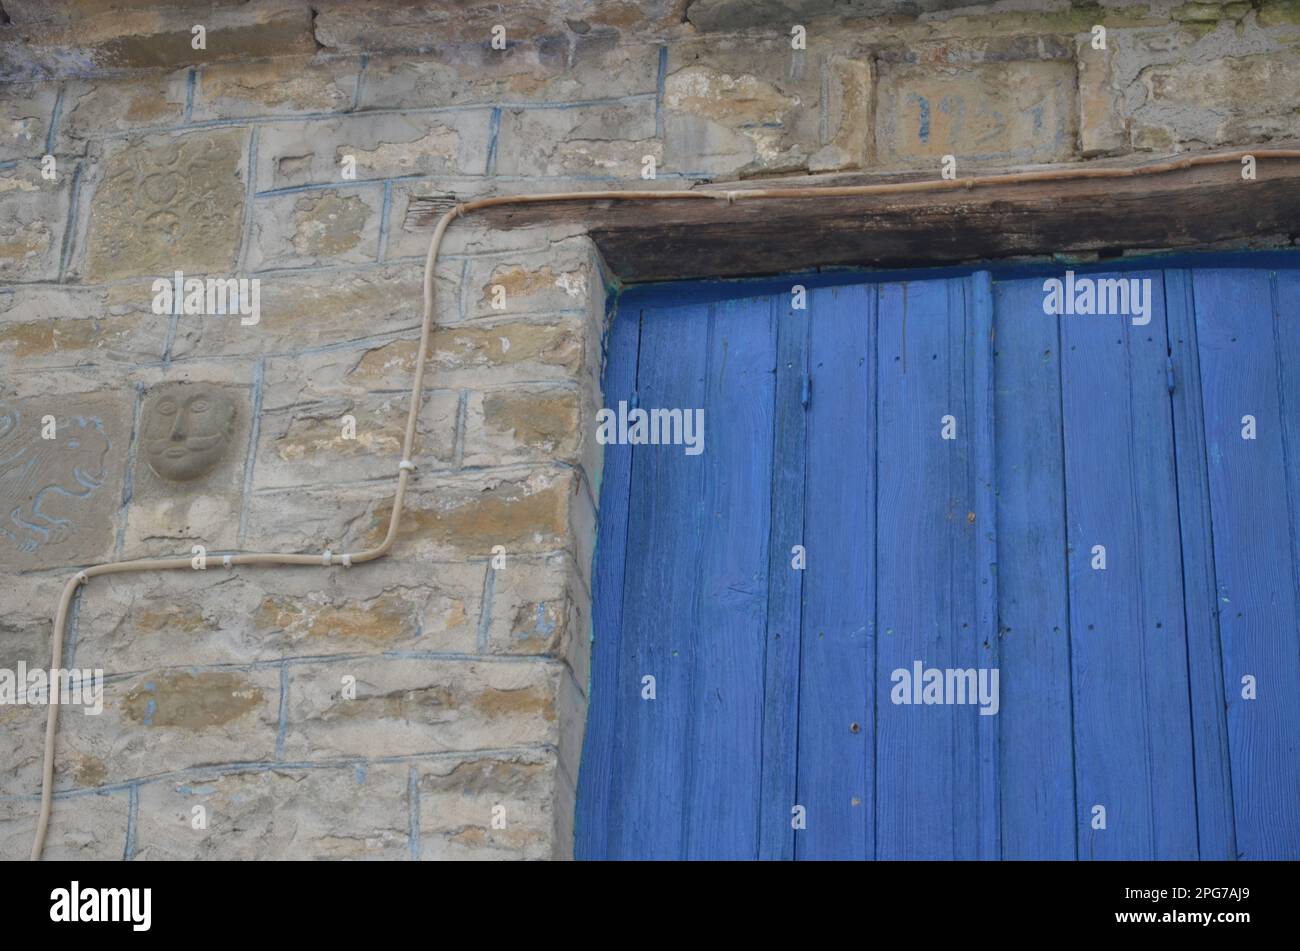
xmin=682 ymin=296 xmax=777 ymax=858
xmin=794 ymin=283 xmax=876 ymax=860
xmin=759 ymin=295 xmax=809 ymax=860
xmin=607 ymin=301 xmax=710 ymax=859
xmin=574 ymin=305 xmax=642 ymax=860
xmin=1061 ymin=270 xmax=1198 ymax=860
xmin=874 ymin=277 xmax=982 ymax=859
xmin=1164 ymin=268 xmax=1237 ymax=860
xmin=1194 ymin=268 xmax=1300 ymax=859
xmin=970 ymin=271 xmax=1001 ymax=860
xmin=1270 ymin=268 xmax=1300 ymax=861
xmin=991 ymin=276 xmax=1076 ymax=859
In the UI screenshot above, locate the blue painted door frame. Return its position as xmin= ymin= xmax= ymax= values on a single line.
xmin=576 ymin=252 xmax=1300 ymax=861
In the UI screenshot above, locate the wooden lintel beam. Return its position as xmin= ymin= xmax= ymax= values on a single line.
xmin=406 ymin=150 xmax=1300 ymax=282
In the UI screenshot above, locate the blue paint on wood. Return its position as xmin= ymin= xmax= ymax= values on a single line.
xmin=1194 ymin=268 xmax=1300 ymax=860
xmin=1164 ymin=269 xmax=1237 ymax=859
xmin=607 ymin=302 xmax=710 ymax=858
xmin=1060 ymin=270 xmax=1198 ymax=859
xmin=682 ymin=296 xmax=777 ymax=858
xmin=574 ymin=304 xmax=641 ymax=860
xmin=795 ymin=284 xmax=876 ymax=859
xmin=576 ymin=258 xmax=1300 ymax=861
xmin=875 ymin=277 xmax=986 ymax=859
xmin=758 ymin=295 xmax=808 ymax=860
xmin=992 ymin=276 xmax=1076 ymax=858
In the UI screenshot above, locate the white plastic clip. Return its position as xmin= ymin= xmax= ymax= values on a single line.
xmin=75 ymin=571 xmax=88 ymax=585
xmin=222 ymin=555 xmax=233 ymax=569
xmin=399 ymin=459 xmax=416 ymax=472
xmin=726 ymin=190 xmax=738 ymax=205
xmin=341 ymin=553 xmax=352 ymax=567
xmin=322 ymin=550 xmax=333 ymax=566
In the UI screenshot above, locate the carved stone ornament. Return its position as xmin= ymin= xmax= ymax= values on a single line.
xmin=142 ymin=383 xmax=237 ymax=482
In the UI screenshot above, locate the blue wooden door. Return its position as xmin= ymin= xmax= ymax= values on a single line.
xmin=577 ymin=260 xmax=1300 ymax=861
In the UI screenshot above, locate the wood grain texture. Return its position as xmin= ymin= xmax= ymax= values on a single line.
xmin=758 ymin=295 xmax=808 ymax=860
xmin=794 ymin=284 xmax=876 ymax=860
xmin=992 ymin=276 xmax=1076 ymax=859
xmin=1165 ymin=269 xmax=1237 ymax=859
xmin=575 ymin=259 xmax=1300 ymax=860
xmin=408 ymin=155 xmax=1300 ymax=282
xmin=1194 ymin=269 xmax=1300 ymax=860
xmin=573 ymin=300 xmax=640 ymax=860
xmin=1060 ymin=270 xmax=1199 ymax=859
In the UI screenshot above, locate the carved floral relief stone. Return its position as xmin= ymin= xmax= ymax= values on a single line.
xmin=83 ymin=129 xmax=247 ymax=283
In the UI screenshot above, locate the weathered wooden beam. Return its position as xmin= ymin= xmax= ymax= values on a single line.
xmin=407 ymin=148 xmax=1300 ymax=282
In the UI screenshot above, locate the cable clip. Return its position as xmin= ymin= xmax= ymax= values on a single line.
xmin=726 ymin=191 xmax=738 ymax=205
xmin=222 ymin=555 xmax=233 ymax=569
xmin=75 ymin=571 xmax=88 ymax=585
xmin=341 ymin=553 xmax=352 ymax=567
xmin=399 ymin=459 xmax=416 ymax=472
xmin=322 ymin=550 xmax=333 ymax=566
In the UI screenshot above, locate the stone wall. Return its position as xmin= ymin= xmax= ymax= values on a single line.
xmin=2 ymin=0 xmax=1299 ymax=860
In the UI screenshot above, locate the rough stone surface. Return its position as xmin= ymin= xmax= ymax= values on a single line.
xmin=0 ymin=161 xmax=72 ymax=282
xmin=875 ymin=59 xmax=1078 ymax=166
xmin=81 ymin=129 xmax=247 ymax=283
xmin=0 ymin=393 xmax=131 ymax=570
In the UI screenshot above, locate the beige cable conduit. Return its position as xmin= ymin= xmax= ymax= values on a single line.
xmin=29 ymin=147 xmax=1300 ymax=860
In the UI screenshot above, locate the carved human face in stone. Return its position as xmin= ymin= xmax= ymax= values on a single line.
xmin=143 ymin=385 xmax=237 ymax=482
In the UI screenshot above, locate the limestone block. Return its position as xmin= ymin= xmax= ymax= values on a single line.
xmin=417 ymin=751 xmax=556 ymax=860
xmin=120 ymin=380 xmax=252 ymax=558
xmin=874 ymin=59 xmax=1078 ymax=166
xmin=194 ymin=55 xmax=361 ymax=120
xmin=133 ymin=764 xmax=410 ymax=860
xmin=280 ymin=656 xmax=562 ymax=759
xmin=80 ymin=129 xmax=247 ymax=283
xmin=0 ymin=392 xmax=131 ymax=570
xmin=245 ymin=187 xmax=384 ymax=270
xmin=0 ymin=160 xmax=72 ymax=282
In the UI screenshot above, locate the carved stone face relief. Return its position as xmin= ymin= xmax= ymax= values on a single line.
xmin=142 ymin=384 xmax=237 ymax=482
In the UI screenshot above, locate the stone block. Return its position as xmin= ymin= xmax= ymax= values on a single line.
xmin=0 ymin=283 xmax=168 ymax=368
xmin=257 ymin=111 xmax=493 ymax=189
xmin=1134 ymin=51 xmax=1300 ymax=148
xmin=245 ymin=187 xmax=384 ymax=270
xmin=358 ymin=37 xmax=659 ymax=109
xmin=0 ymin=83 xmax=59 ymax=161
xmin=280 ymin=656 xmax=563 ymax=759
xmin=72 ymin=559 xmax=485 ymax=671
xmin=417 ymin=750 xmax=556 ymax=860
xmin=874 ymin=59 xmax=1078 ymax=166
xmin=495 ymin=100 xmax=657 ymax=178
xmin=0 ymin=790 xmax=129 ymax=861
xmin=119 ymin=379 xmax=253 ymax=558
xmin=133 ymin=764 xmax=410 ymax=859
xmin=462 ymin=384 xmax=582 ymax=469
xmin=0 ymin=160 xmax=72 ymax=282
xmin=79 ymin=128 xmax=247 ymax=283
xmin=194 ymin=55 xmax=361 ymax=120
xmin=663 ymin=36 xmax=872 ymax=178
xmin=57 ymin=70 xmax=189 ymax=145
xmin=0 ymin=392 xmax=132 ymax=570
xmin=168 ymin=264 xmax=425 ymax=360
xmin=253 ymin=387 xmax=458 ymax=489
